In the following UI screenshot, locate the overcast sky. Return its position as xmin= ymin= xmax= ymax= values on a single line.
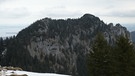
xmin=0 ymin=0 xmax=135 ymax=27
xmin=1 ymin=0 xmax=135 ymax=37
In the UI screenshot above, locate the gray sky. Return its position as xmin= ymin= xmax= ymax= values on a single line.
xmin=0 ymin=0 xmax=135 ymax=27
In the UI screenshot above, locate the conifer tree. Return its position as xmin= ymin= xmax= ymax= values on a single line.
xmin=112 ymin=36 xmax=135 ymax=76
xmin=88 ymin=33 xmax=111 ymax=76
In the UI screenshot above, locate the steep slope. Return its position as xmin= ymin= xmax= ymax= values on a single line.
xmin=131 ymin=31 xmax=135 ymax=42
xmin=0 ymin=14 xmax=130 ymax=76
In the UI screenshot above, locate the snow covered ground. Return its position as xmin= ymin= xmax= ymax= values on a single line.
xmin=0 ymin=70 xmax=70 ymax=76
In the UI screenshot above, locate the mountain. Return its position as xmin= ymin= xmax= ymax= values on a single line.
xmin=131 ymin=31 xmax=135 ymax=42
xmin=0 ymin=14 xmax=130 ymax=76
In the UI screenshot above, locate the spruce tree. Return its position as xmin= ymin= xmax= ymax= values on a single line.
xmin=88 ymin=33 xmax=111 ymax=76
xmin=112 ymin=36 xmax=135 ymax=76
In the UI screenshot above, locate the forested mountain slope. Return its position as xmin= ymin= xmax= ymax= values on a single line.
xmin=0 ymin=14 xmax=130 ymax=76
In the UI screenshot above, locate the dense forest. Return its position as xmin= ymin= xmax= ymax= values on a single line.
xmin=1 ymin=34 xmax=135 ymax=76
xmin=0 ymin=36 xmax=59 ymax=74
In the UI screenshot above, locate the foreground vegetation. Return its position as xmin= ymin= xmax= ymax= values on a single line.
xmin=88 ymin=33 xmax=135 ymax=76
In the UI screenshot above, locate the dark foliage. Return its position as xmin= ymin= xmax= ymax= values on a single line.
xmin=88 ymin=33 xmax=111 ymax=76
xmin=88 ymin=35 xmax=135 ymax=76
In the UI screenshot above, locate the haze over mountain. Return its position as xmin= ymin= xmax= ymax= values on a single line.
xmin=0 ymin=14 xmax=131 ymax=76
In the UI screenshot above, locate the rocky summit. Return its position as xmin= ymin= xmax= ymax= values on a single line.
xmin=0 ymin=14 xmax=130 ymax=76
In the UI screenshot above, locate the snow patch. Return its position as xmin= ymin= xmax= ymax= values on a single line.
xmin=0 ymin=70 xmax=70 ymax=76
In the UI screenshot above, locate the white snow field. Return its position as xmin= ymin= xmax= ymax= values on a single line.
xmin=0 ymin=70 xmax=70 ymax=76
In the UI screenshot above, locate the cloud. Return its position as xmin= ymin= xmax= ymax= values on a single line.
xmin=39 ymin=6 xmax=83 ymax=19
xmin=0 ymin=0 xmax=8 ymax=3
xmin=46 ymin=12 xmax=83 ymax=19
xmin=110 ymin=10 xmax=135 ymax=17
xmin=97 ymin=9 xmax=135 ymax=18
xmin=0 ymin=7 xmax=30 ymax=18
xmin=0 ymin=0 xmax=15 ymax=4
xmin=0 ymin=0 xmax=135 ymax=26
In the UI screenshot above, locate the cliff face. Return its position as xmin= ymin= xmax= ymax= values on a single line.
xmin=15 ymin=14 xmax=130 ymax=76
